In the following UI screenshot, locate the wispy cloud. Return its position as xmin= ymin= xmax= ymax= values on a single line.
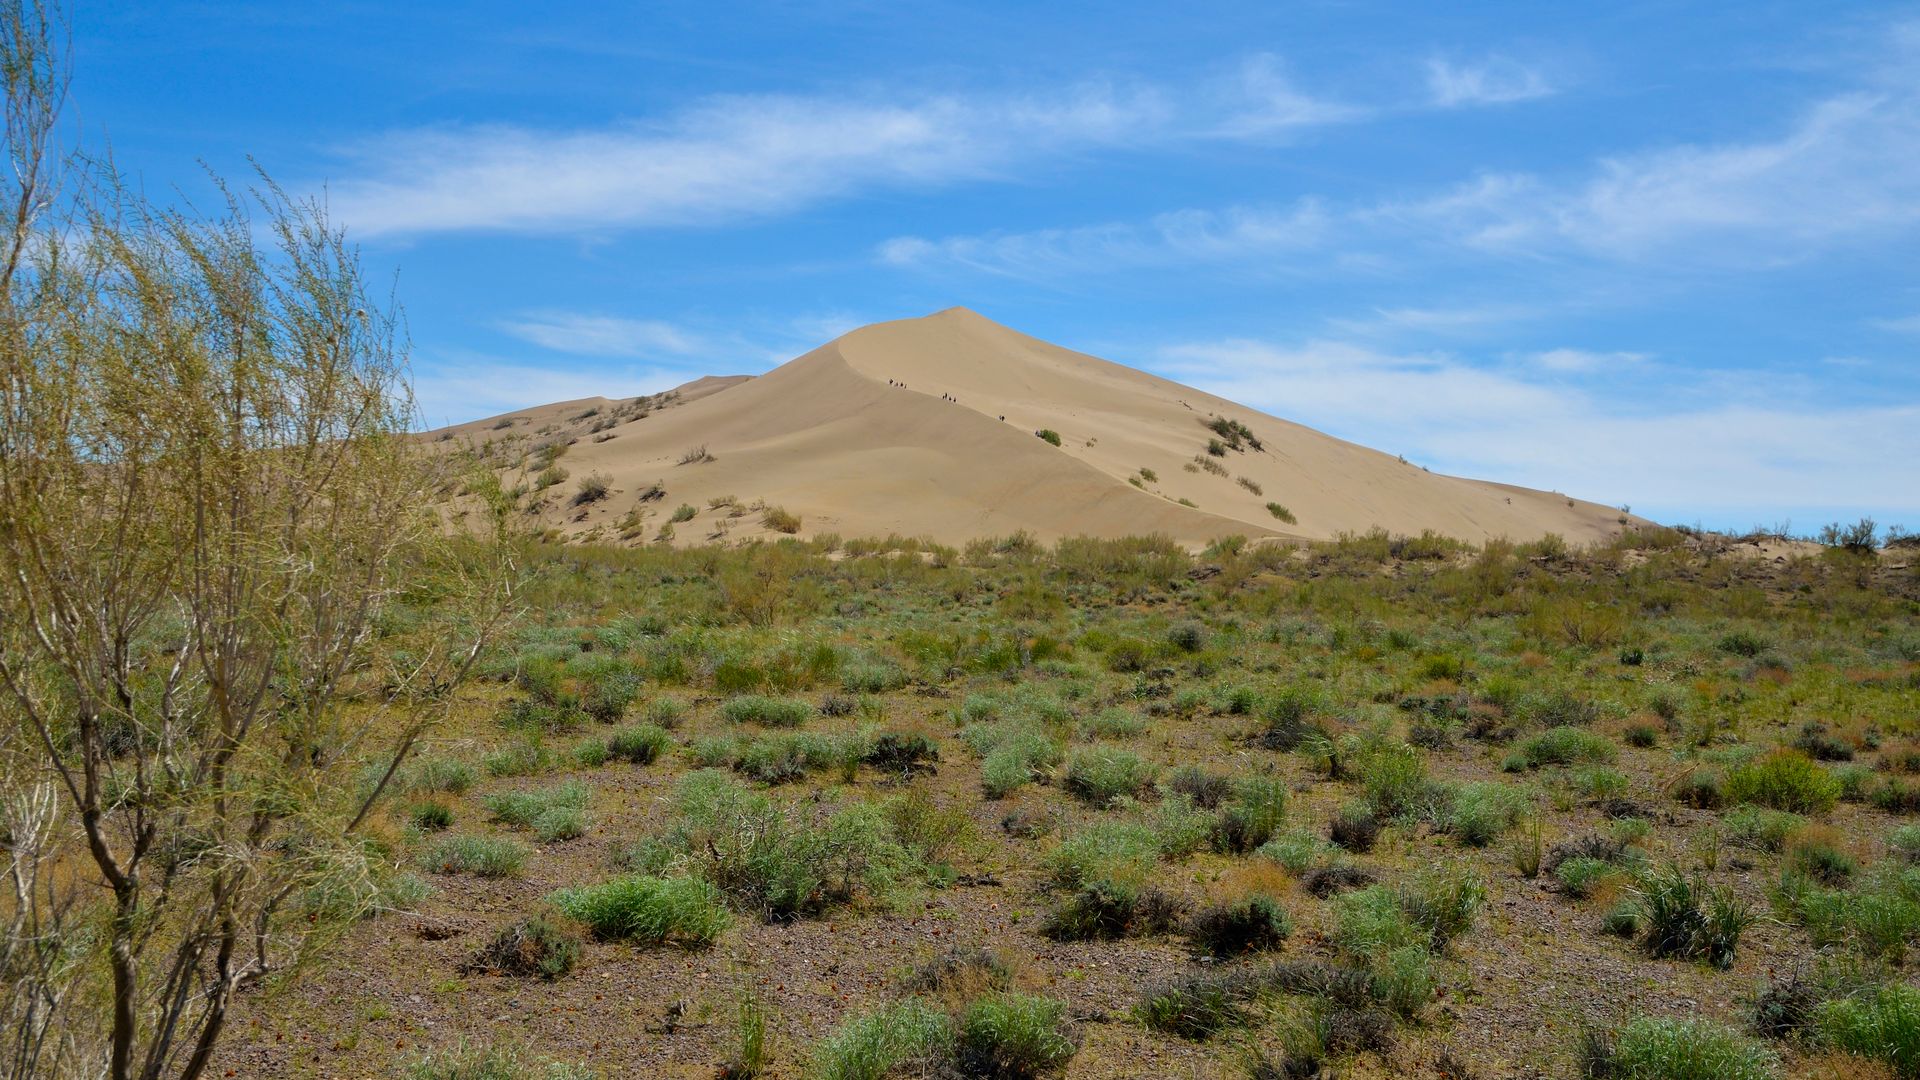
xmin=327 ymin=83 xmax=1170 ymax=237
xmin=410 ymin=351 xmax=708 ymax=426
xmin=1152 ymin=337 xmax=1918 ymax=516
xmin=1212 ymin=54 xmax=1368 ymax=136
xmin=1520 ymin=348 xmax=1649 ymax=374
xmin=878 ymin=200 xmax=1328 ymax=277
xmin=1425 ymin=57 xmax=1554 ymax=107
xmin=1872 ymin=313 xmax=1920 ymax=334
xmin=497 ymin=311 xmax=705 ymax=357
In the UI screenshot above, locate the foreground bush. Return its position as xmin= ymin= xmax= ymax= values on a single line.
xmin=811 ymin=999 xmax=953 ymax=1080
xmin=547 ymin=874 xmax=731 ymax=946
xmin=955 ymin=992 xmax=1078 ymax=1078
xmin=721 ymin=694 xmax=815 ymax=727
xmin=1581 ymin=1016 xmax=1778 ymax=1080
xmin=1728 ymin=749 xmax=1841 ymax=815
xmin=1815 ymin=982 xmax=1920 ymax=1077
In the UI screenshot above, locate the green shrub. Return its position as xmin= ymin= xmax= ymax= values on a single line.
xmin=1509 ymin=727 xmax=1617 ymax=770
xmin=548 ymin=874 xmax=731 ymax=947
xmin=1266 ymin=502 xmax=1297 ymax=524
xmin=1446 ymin=782 xmax=1528 ymax=847
xmin=608 ymin=723 xmax=672 ymax=764
xmin=1400 ymin=866 xmax=1487 ymax=952
xmin=581 ymin=663 xmax=643 ymax=724
xmin=420 ymin=835 xmax=529 ymax=878
xmin=1582 ymin=1017 xmax=1779 ymax=1080
xmin=1370 ymin=945 xmax=1436 ymax=1018
xmin=1728 ymin=749 xmax=1840 ymax=814
xmin=485 ymin=780 xmax=590 ymax=842
xmin=404 ymin=756 xmax=477 ymax=795
xmin=1635 ymin=864 xmax=1752 ymax=969
xmin=1816 ymin=982 xmax=1920 ymax=1076
xmin=1357 ymin=743 xmax=1436 ymax=820
xmin=811 ymin=999 xmax=954 ymax=1080
xmin=720 ymin=694 xmax=814 ymax=728
xmin=1080 ymin=707 xmax=1146 ymax=740
xmin=1063 ymin=747 xmax=1155 ymax=806
xmin=1724 ymin=806 xmax=1806 ymax=851
xmin=409 ymin=800 xmax=455 ymax=832
xmin=484 ymin=737 xmax=556 ymax=778
xmin=1035 ymin=428 xmax=1062 ymax=447
xmin=1137 ymin=973 xmax=1249 ymax=1039
xmin=955 ymin=992 xmax=1078 ymax=1078
xmin=1042 ymin=821 xmax=1159 ymax=892
xmin=1184 ymin=896 xmax=1292 ymax=957
xmin=1212 ymin=775 xmax=1289 ymax=853
xmin=1555 ymin=857 xmax=1618 ymax=900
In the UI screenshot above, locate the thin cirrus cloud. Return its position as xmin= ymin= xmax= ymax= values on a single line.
xmin=888 ymin=36 xmax=1920 ymax=277
xmin=876 ymin=201 xmax=1329 ymax=277
xmin=1151 ymin=337 xmax=1918 ymax=517
xmin=496 ymin=311 xmax=706 ymax=357
xmin=320 ymin=57 xmax=1382 ymax=239
xmin=1425 ymin=57 xmax=1554 ymax=108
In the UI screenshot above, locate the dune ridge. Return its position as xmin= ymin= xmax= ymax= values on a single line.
xmin=438 ymin=307 xmax=1632 ymax=546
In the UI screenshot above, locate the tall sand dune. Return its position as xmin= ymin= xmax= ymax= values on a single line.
xmin=436 ymin=308 xmax=1631 ymax=546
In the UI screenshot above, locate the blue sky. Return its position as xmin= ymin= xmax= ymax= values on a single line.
xmin=79 ymin=2 xmax=1919 ymax=532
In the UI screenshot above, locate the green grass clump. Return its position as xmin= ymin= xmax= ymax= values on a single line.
xmin=547 ymin=874 xmax=731 ymax=947
xmin=1508 ymin=726 xmax=1617 ymax=770
xmin=980 ymin=729 xmax=1064 ymax=799
xmin=1212 ymin=775 xmax=1289 ymax=853
xmin=1633 ymin=864 xmax=1753 ymax=969
xmin=1445 ymin=781 xmax=1529 ymax=847
xmin=484 ymin=780 xmax=590 ymax=842
xmin=1042 ymin=821 xmax=1159 ymax=891
xmin=607 ymin=723 xmax=672 ymax=764
xmin=810 ymin=999 xmax=954 ymax=1080
xmin=484 ymin=737 xmax=556 ymax=778
xmin=1266 ymin=502 xmax=1297 ymax=524
xmin=402 ymin=756 xmax=477 ymax=795
xmin=1727 ymin=749 xmax=1840 ymax=814
xmin=720 ymin=694 xmax=815 ymax=727
xmin=1815 ymin=982 xmax=1920 ymax=1076
xmin=733 ymin=731 xmax=865 ymax=784
xmin=1063 ymin=747 xmax=1155 ymax=805
xmin=955 ymin=992 xmax=1078 ymax=1078
xmin=1184 ymin=895 xmax=1292 ymax=957
xmin=1582 ymin=1016 xmax=1779 ymax=1080
xmin=420 ymin=835 xmax=530 ymax=878
xmin=1136 ymin=973 xmax=1250 ymax=1039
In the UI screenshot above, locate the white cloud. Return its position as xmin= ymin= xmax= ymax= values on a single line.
xmin=1426 ymin=57 xmax=1554 ymax=107
xmin=497 ymin=311 xmax=704 ymax=357
xmin=1150 ymin=337 xmax=1919 ymax=516
xmin=879 ymin=200 xmax=1329 ymax=276
xmin=1521 ymin=348 xmax=1649 ymax=373
xmin=328 ymin=84 xmax=1170 ymax=237
xmin=1213 ymin=54 xmax=1368 ymax=136
xmin=1873 ymin=313 xmax=1920 ymax=334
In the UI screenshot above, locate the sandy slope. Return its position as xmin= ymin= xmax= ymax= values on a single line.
xmin=436 ymin=308 xmax=1632 ymax=546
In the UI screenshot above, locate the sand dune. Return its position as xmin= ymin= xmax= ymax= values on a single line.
xmin=435 ymin=308 xmax=1632 ymax=547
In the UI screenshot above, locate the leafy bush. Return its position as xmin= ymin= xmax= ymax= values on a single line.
xmin=1212 ymin=775 xmax=1288 ymax=853
xmin=420 ymin=835 xmax=530 ymax=878
xmin=955 ymin=992 xmax=1079 ymax=1079
xmin=1137 ymin=973 xmax=1250 ymax=1039
xmin=1728 ymin=749 xmax=1840 ymax=814
xmin=1266 ymin=502 xmax=1297 ymax=524
xmin=762 ymin=506 xmax=802 ymax=534
xmin=1035 ymin=428 xmax=1062 ymax=447
xmin=548 ymin=874 xmax=731 ymax=947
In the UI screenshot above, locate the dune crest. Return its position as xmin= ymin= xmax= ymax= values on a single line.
xmin=436 ymin=308 xmax=1631 ymax=546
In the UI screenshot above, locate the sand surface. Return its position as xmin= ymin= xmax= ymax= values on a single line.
xmin=435 ymin=308 xmax=1633 ymax=546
